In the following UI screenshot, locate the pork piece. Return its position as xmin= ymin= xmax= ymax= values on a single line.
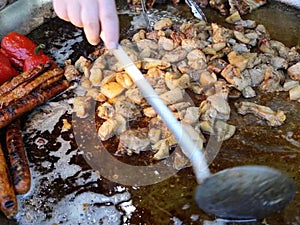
xmin=148 ymin=128 xmax=161 ymax=144
xmin=220 ymin=64 xmax=250 ymax=91
xmin=208 ymin=58 xmax=228 ymax=74
xmin=247 ymin=64 xmax=266 ymax=87
xmin=225 ymin=11 xmax=256 ymax=28
xmin=200 ymin=93 xmax=231 ymax=121
xmin=242 ymin=85 xmax=256 ymax=98
xmin=64 ymin=60 xmax=81 ymax=81
xmin=199 ymin=71 xmax=217 ymax=86
xmin=211 ymin=23 xmax=233 ymax=44
xmin=86 ymin=88 xmax=107 ymax=102
xmin=162 ymin=47 xmax=188 ymax=63
xmin=114 ymin=100 xmax=141 ymax=120
xmin=288 ymin=62 xmax=300 ymax=81
xmin=182 ymin=107 xmax=200 ymax=125
xmin=153 ymin=18 xmax=173 ymax=31
xmin=97 ymin=102 xmax=115 ymax=119
xmin=259 ymin=66 xmax=285 ymax=92
xmin=158 ymin=37 xmax=176 ymax=51
xmin=115 ymin=72 xmax=134 ymax=89
xmin=209 ymin=0 xmax=228 ymax=16
xmin=136 ymin=39 xmax=158 ymax=51
xmin=214 ymin=120 xmax=236 ymax=141
xmin=142 ymin=58 xmax=171 ymax=70
xmin=232 ymin=43 xmax=250 ymax=54
xmin=125 ymin=88 xmax=145 ymax=105
xmin=145 ymin=68 xmax=168 ymax=94
xmin=101 ymin=82 xmax=125 ymax=99
xmin=143 ymin=107 xmax=157 ymax=117
xmin=98 ymin=115 xmax=126 ymax=141
xmin=235 ymin=101 xmax=286 ymax=126
xmin=73 ymin=96 xmax=92 ymax=118
xmin=74 ymin=56 xmax=91 ymax=78
xmin=116 ymin=128 xmax=150 ymax=155
xmin=160 ymin=88 xmax=185 ymax=105
xmin=88 ymin=55 xmax=105 ymax=86
xmin=200 ymin=119 xmax=235 ymax=141
xmin=173 ymin=147 xmax=191 ymax=170
xmin=170 ymin=30 xmax=186 ymax=47
xmin=187 ymin=49 xmax=207 ymax=70
xmin=165 ymin=72 xmax=191 ymax=90
xmin=228 ymin=0 xmax=267 ymax=15
xmin=152 ymin=135 xmax=177 ymax=160
xmin=289 ymin=85 xmax=300 ymax=102
xmin=227 ymin=51 xmax=249 ymax=71
xmin=132 ymin=29 xmax=147 ymax=42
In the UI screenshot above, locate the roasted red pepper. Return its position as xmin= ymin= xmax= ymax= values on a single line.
xmin=1 ymin=32 xmax=55 ymax=71
xmin=0 ymin=51 xmax=19 ymax=85
xmin=23 ymin=54 xmax=55 ymax=71
xmin=1 ymin=32 xmax=40 ymax=69
xmin=23 ymin=44 xmax=56 ymax=71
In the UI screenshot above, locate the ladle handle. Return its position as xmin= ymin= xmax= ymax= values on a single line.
xmin=112 ymin=45 xmax=211 ymax=183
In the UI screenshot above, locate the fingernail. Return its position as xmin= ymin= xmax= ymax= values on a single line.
xmin=106 ymin=41 xmax=118 ymax=49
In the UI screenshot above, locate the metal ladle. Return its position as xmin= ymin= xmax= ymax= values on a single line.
xmin=112 ymin=45 xmax=295 ymax=219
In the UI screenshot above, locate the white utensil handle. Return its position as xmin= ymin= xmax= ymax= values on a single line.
xmin=112 ymin=45 xmax=211 ymax=183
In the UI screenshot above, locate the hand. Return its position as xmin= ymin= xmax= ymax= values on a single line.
xmin=53 ymin=0 xmax=119 ymax=48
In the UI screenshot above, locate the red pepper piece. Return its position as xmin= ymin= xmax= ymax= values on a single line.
xmin=23 ymin=54 xmax=56 ymax=71
xmin=0 ymin=51 xmax=19 ymax=85
xmin=1 ymin=32 xmax=43 ymax=69
xmin=0 ymin=48 xmax=23 ymax=69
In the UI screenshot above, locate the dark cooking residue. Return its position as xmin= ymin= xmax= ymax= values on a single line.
xmin=16 ymin=91 xmax=135 ymax=225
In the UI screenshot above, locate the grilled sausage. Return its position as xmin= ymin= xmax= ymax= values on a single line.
xmin=6 ymin=119 xmax=31 ymax=194
xmin=0 ymin=67 xmax=64 ymax=108
xmin=0 ymin=79 xmax=69 ymax=129
xmin=0 ymin=143 xmax=18 ymax=219
xmin=0 ymin=63 xmax=51 ymax=97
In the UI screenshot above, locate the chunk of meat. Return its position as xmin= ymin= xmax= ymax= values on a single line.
xmin=98 ymin=115 xmax=126 ymax=141
xmin=73 ymin=96 xmax=92 ymax=118
xmin=116 ymin=128 xmax=150 ymax=155
xmin=288 ymin=62 xmax=300 ymax=81
xmin=235 ymin=101 xmax=286 ymax=126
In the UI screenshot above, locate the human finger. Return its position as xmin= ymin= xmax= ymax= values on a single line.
xmin=98 ymin=0 xmax=119 ymax=49
xmin=67 ymin=2 xmax=83 ymax=28
xmin=53 ymin=0 xmax=69 ymax=21
xmin=81 ymin=0 xmax=101 ymax=45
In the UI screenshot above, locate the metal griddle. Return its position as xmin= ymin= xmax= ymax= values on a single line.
xmin=0 ymin=1 xmax=299 ymax=224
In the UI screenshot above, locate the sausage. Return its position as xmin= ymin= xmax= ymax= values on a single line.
xmin=6 ymin=119 xmax=31 ymax=194
xmin=0 ymin=143 xmax=18 ymax=219
xmin=0 ymin=79 xmax=69 ymax=129
xmin=0 ymin=63 xmax=51 ymax=97
xmin=0 ymin=67 xmax=64 ymax=108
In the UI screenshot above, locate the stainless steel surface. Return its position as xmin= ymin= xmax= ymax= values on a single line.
xmin=0 ymin=0 xmax=54 ymax=38
xmin=185 ymin=0 xmax=207 ymax=21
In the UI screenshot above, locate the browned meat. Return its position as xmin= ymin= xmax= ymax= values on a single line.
xmin=0 ymin=79 xmax=69 ymax=129
xmin=0 ymin=63 xmax=51 ymax=97
xmin=0 ymin=143 xmax=18 ymax=219
xmin=6 ymin=119 xmax=31 ymax=195
xmin=0 ymin=67 xmax=64 ymax=108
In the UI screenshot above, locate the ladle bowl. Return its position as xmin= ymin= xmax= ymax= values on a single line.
xmin=195 ymin=165 xmax=295 ymax=219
